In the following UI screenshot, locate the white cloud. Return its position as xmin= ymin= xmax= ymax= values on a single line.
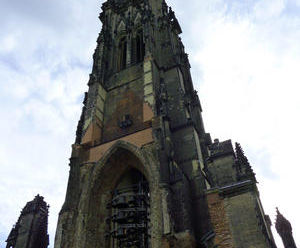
xmin=0 ymin=0 xmax=99 ymax=246
xmin=254 ymin=0 xmax=287 ymax=20
xmin=0 ymin=34 xmax=18 ymax=53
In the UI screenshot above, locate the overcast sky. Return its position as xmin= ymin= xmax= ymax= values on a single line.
xmin=0 ymin=0 xmax=299 ymax=247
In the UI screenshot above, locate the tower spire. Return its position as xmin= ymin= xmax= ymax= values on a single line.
xmin=275 ymin=208 xmax=297 ymax=248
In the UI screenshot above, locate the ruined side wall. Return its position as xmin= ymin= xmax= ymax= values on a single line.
xmin=207 ymin=188 xmax=272 ymax=248
xmin=224 ymin=191 xmax=271 ymax=248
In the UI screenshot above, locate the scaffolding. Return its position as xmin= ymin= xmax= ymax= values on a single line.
xmin=110 ymin=181 xmax=150 ymax=248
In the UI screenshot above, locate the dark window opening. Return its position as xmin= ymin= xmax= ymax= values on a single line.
xmin=132 ymin=30 xmax=145 ymax=64
xmin=118 ymin=37 xmax=127 ymax=71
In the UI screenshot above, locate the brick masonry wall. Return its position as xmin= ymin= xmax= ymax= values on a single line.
xmin=102 ymin=88 xmax=145 ymax=142
xmin=86 ymin=127 xmax=154 ymax=162
xmin=206 ymin=191 xmax=234 ymax=248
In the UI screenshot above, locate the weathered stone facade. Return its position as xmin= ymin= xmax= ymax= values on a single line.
xmin=55 ymin=0 xmax=277 ymax=247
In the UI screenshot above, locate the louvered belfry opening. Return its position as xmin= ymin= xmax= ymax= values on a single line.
xmin=110 ymin=169 xmax=150 ymax=248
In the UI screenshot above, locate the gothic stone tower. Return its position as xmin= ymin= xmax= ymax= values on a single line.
xmin=55 ymin=0 xmax=276 ymax=247
xmin=6 ymin=195 xmax=49 ymax=248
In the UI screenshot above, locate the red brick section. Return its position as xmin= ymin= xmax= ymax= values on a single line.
xmin=143 ymin=102 xmax=154 ymax=122
xmin=161 ymin=237 xmax=171 ymax=248
xmin=102 ymin=90 xmax=145 ymax=142
xmin=80 ymin=89 xmax=155 ymax=162
xmin=81 ymin=118 xmax=103 ymax=145
xmin=206 ymin=191 xmax=234 ymax=248
xmin=86 ymin=127 xmax=154 ymax=163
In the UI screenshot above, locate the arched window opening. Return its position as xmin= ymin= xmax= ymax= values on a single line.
xmin=110 ymin=169 xmax=150 ymax=248
xmin=118 ymin=37 xmax=127 ymax=71
xmin=136 ymin=31 xmax=145 ymax=63
xmin=132 ymin=30 xmax=145 ymax=64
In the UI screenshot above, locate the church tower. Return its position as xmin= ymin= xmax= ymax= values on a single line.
xmin=55 ymin=0 xmax=277 ymax=247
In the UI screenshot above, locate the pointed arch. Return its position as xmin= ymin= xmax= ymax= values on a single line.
xmin=83 ymin=140 xmax=162 ymax=248
xmin=91 ymin=140 xmax=157 ymax=187
xmin=115 ymin=19 xmax=128 ymax=71
xmin=133 ymin=12 xmax=142 ymax=26
xmin=116 ymin=20 xmax=126 ymax=33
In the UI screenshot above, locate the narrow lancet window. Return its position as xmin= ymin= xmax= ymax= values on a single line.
xmin=131 ymin=30 xmax=145 ymax=64
xmin=118 ymin=37 xmax=127 ymax=71
xmin=136 ymin=30 xmax=145 ymax=63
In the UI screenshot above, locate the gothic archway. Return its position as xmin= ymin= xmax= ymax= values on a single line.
xmin=84 ymin=141 xmax=162 ymax=248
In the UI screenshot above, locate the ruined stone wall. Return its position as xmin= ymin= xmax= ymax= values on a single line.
xmin=207 ymin=155 xmax=237 ymax=187
xmin=207 ymin=188 xmax=273 ymax=248
xmin=224 ymin=191 xmax=271 ymax=248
